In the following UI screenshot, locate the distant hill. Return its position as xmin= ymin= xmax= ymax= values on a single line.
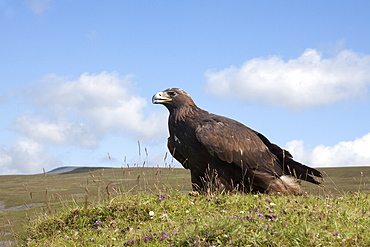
xmin=47 ymin=166 xmax=108 ymax=174
xmin=47 ymin=166 xmax=79 ymax=174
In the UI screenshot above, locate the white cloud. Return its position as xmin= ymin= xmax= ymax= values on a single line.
xmin=0 ymin=138 xmax=61 ymax=174
xmin=14 ymin=113 xmax=97 ymax=148
xmin=18 ymin=71 xmax=167 ymax=148
xmin=285 ymin=133 xmax=370 ymax=167
xmin=27 ymin=0 xmax=51 ymax=15
xmin=1 ymin=71 xmax=169 ymax=174
xmin=0 ymin=151 xmax=14 ymax=174
xmin=205 ymin=49 xmax=370 ymax=110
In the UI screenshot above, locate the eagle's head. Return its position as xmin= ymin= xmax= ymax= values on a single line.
xmin=152 ymin=88 xmax=195 ymax=110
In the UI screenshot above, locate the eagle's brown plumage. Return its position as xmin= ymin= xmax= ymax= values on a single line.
xmin=153 ymin=88 xmax=322 ymax=194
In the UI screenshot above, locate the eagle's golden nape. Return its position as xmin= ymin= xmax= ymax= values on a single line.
xmin=153 ymin=88 xmax=322 ymax=195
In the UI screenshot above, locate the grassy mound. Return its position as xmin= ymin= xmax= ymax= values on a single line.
xmin=24 ymin=191 xmax=370 ymax=246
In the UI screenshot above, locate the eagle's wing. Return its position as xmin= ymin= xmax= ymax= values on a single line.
xmin=195 ymin=115 xmax=282 ymax=175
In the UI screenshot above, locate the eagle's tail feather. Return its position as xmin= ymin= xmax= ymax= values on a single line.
xmin=283 ymin=157 xmax=322 ymax=184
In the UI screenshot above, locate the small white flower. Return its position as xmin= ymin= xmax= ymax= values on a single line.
xmin=149 ymin=211 xmax=155 ymax=217
xmin=270 ymin=202 xmax=276 ymax=206
xmin=239 ymin=211 xmax=244 ymax=214
xmin=185 ymin=210 xmax=190 ymax=213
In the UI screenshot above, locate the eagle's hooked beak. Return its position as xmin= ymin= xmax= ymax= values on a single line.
xmin=152 ymin=91 xmax=172 ymax=104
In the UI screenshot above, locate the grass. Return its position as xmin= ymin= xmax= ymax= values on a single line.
xmin=0 ymin=165 xmax=369 ymax=246
xmin=23 ymin=191 xmax=370 ymax=246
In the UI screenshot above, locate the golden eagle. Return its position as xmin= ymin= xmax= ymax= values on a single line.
xmin=152 ymin=88 xmax=322 ymax=194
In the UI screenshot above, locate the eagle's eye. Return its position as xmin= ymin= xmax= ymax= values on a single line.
xmin=167 ymin=91 xmax=177 ymax=97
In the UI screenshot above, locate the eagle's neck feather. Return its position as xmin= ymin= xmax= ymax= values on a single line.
xmin=171 ymin=105 xmax=204 ymax=123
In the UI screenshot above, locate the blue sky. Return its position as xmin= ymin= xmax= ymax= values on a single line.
xmin=1 ymin=1 xmax=370 ymax=174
